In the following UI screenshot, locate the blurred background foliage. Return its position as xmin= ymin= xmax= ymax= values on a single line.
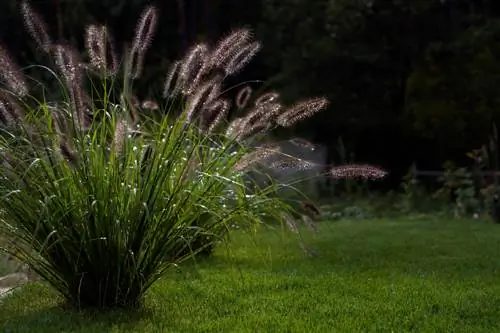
xmin=1 ymin=0 xmax=500 ymax=188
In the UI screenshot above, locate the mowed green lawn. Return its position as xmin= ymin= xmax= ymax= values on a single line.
xmin=1 ymin=217 xmax=500 ymax=332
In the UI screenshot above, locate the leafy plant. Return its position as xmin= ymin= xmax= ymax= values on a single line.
xmin=0 ymin=2 xmax=386 ymax=310
xmin=397 ymin=166 xmax=415 ymax=213
xmin=434 ymin=130 xmax=500 ymax=220
xmin=433 ymin=162 xmax=478 ymax=218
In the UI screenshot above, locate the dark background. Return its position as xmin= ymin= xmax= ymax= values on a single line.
xmin=2 ymin=0 xmax=500 ymax=188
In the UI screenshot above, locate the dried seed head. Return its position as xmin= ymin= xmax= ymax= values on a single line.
xmin=255 ymin=92 xmax=280 ymax=106
xmin=85 ymin=25 xmax=118 ymax=75
xmin=52 ymin=44 xmax=82 ymax=83
xmin=51 ymin=45 xmax=91 ymax=130
xmin=163 ymin=60 xmax=182 ymax=98
xmin=235 ymin=86 xmax=252 ymax=109
xmin=113 ymin=118 xmax=127 ymax=153
xmin=300 ymin=201 xmax=322 ymax=220
xmin=289 ymin=138 xmax=316 ymax=151
xmin=179 ymin=43 xmax=211 ymax=95
xmin=226 ymin=117 xmax=245 ymax=138
xmin=210 ymin=28 xmax=252 ymax=69
xmin=329 ymin=164 xmax=387 ymax=180
xmin=237 ymin=120 xmax=273 ymax=141
xmin=235 ymin=102 xmax=282 ymax=139
xmin=241 ymin=104 xmax=267 ymax=128
xmin=247 ymin=101 xmax=282 ymax=124
xmin=184 ymin=76 xmax=222 ymax=124
xmin=259 ymin=142 xmax=283 ymax=150
xmin=277 ymin=97 xmax=329 ymax=127
xmin=224 ymin=41 xmax=261 ymax=76
xmin=0 ymin=101 xmax=15 ymax=126
xmin=233 ymin=144 xmax=281 ymax=171
xmin=0 ymin=94 xmax=24 ymax=125
xmin=127 ymin=6 xmax=158 ymax=79
xmin=128 ymin=47 xmax=146 ymax=80
xmin=132 ymin=6 xmax=158 ymax=52
xmin=85 ymin=25 xmax=105 ymax=70
xmin=20 ymin=1 xmax=52 ymax=52
xmin=269 ymin=157 xmax=317 ymax=171
xmin=141 ymin=100 xmax=159 ymax=110
xmin=0 ymin=45 xmax=28 ymax=96
xmin=204 ymin=99 xmax=230 ymax=133
xmin=0 ymin=105 xmax=12 ymax=125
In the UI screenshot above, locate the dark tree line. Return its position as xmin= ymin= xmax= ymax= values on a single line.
xmin=1 ymin=0 xmax=500 ymax=187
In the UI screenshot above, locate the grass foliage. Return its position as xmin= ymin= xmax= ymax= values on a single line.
xmin=0 ymin=99 xmax=291 ymax=308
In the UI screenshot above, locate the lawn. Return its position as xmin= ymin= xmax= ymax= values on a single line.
xmin=1 ymin=217 xmax=500 ymax=332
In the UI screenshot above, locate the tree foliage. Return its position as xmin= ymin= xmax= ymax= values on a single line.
xmin=2 ymin=0 xmax=500 ymax=177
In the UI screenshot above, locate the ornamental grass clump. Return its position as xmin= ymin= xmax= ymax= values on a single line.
xmin=0 ymin=101 xmax=286 ymax=309
xmin=0 ymin=2 xmax=386 ymax=310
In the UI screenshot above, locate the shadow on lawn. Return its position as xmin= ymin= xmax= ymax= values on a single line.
xmin=1 ymin=291 xmax=154 ymax=333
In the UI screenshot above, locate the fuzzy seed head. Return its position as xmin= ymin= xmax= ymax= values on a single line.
xmin=85 ymin=25 xmax=118 ymax=75
xmin=128 ymin=47 xmax=146 ymax=80
xmin=255 ymin=92 xmax=280 ymax=106
xmin=242 ymin=101 xmax=281 ymax=127
xmin=127 ymin=6 xmax=158 ymax=80
xmin=0 ymin=45 xmax=28 ymax=96
xmin=141 ymin=100 xmax=159 ymax=110
xmin=0 ymin=95 xmax=24 ymax=125
xmin=179 ymin=43 xmax=211 ymax=95
xmin=224 ymin=41 xmax=261 ymax=76
xmin=51 ymin=44 xmax=91 ymax=131
xmin=184 ymin=76 xmax=222 ymax=124
xmin=113 ymin=119 xmax=128 ymax=153
xmin=0 ymin=101 xmax=15 ymax=126
xmin=85 ymin=25 xmax=105 ymax=70
xmin=163 ymin=61 xmax=182 ymax=98
xmin=0 ymin=106 xmax=11 ymax=125
xmin=300 ymin=201 xmax=322 ymax=220
xmin=235 ymin=86 xmax=252 ymax=109
xmin=277 ymin=97 xmax=329 ymax=127
xmin=329 ymin=164 xmax=387 ymax=180
xmin=205 ymin=99 xmax=230 ymax=133
xmin=233 ymin=144 xmax=281 ymax=171
xmin=289 ymin=138 xmax=316 ymax=151
xmin=235 ymin=102 xmax=282 ymax=139
xmin=52 ymin=44 xmax=82 ymax=83
xmin=21 ymin=1 xmax=52 ymax=52
xmin=133 ymin=6 xmax=158 ymax=52
xmin=269 ymin=157 xmax=317 ymax=171
xmin=225 ymin=117 xmax=245 ymax=138
xmin=210 ymin=28 xmax=252 ymax=69
xmin=238 ymin=120 xmax=273 ymax=140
